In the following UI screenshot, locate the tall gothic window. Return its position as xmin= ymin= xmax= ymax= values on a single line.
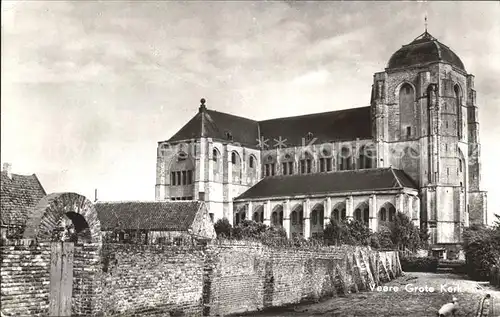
xmin=399 ymin=83 xmax=416 ymax=139
xmin=454 ymin=84 xmax=463 ymax=139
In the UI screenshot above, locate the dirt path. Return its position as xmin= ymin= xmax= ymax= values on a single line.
xmin=241 ymin=272 xmax=500 ymax=317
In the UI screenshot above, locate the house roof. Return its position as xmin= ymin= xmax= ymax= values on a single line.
xmin=95 ymin=201 xmax=204 ymax=231
xmin=387 ymin=32 xmax=465 ymax=71
xmin=1 ymin=171 xmax=46 ymax=227
xmin=234 ymin=167 xmax=417 ymax=200
xmin=166 ymin=102 xmax=372 ymax=148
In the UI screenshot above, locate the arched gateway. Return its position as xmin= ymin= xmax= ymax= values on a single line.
xmin=23 ymin=192 xmax=102 ymax=317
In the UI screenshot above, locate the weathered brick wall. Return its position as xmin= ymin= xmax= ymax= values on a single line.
xmin=73 ymin=243 xmax=102 ymax=316
xmin=204 ymin=241 xmax=401 ymax=316
xmin=0 ymin=241 xmax=51 ymax=317
xmin=1 ymin=240 xmax=401 ymax=317
xmin=100 ymin=243 xmax=206 ymax=316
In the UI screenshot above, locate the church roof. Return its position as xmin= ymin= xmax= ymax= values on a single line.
xmin=167 ymin=108 xmax=260 ymax=148
xmin=166 ymin=101 xmax=372 ymax=148
xmin=95 ymin=201 xmax=204 ymax=231
xmin=387 ymin=32 xmax=465 ymax=71
xmin=234 ymin=168 xmax=417 ymax=200
xmin=259 ymin=106 xmax=372 ymax=146
xmin=1 ymin=171 xmax=46 ymax=227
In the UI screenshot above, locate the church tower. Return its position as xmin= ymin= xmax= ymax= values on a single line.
xmin=371 ymin=30 xmax=487 ymax=256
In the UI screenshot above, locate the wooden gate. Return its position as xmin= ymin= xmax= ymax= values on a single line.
xmin=49 ymin=242 xmax=74 ymax=316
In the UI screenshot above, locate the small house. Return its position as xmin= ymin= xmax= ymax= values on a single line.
xmin=96 ymin=200 xmax=216 ymax=244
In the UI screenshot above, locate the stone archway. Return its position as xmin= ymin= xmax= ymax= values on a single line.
xmin=23 ymin=192 xmax=101 ymax=243
xmin=23 ymin=192 xmax=102 ymax=316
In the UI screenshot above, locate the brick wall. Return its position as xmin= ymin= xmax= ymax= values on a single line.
xmin=204 ymin=241 xmax=401 ymax=316
xmin=0 ymin=241 xmax=51 ymax=317
xmin=1 ymin=240 xmax=401 ymax=317
xmin=100 ymin=243 xmax=206 ymax=316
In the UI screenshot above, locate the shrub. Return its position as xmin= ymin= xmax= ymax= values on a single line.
xmin=462 ymin=223 xmax=500 ymax=281
xmin=323 ymin=219 xmax=372 ymax=246
xmin=214 ymin=218 xmax=232 ymax=238
xmin=400 ymin=256 xmax=438 ymax=272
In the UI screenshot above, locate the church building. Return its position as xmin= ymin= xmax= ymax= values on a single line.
xmin=156 ymin=31 xmax=488 ymax=258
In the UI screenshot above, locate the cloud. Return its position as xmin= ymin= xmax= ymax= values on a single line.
xmin=1 ymin=1 xmax=499 ymax=219
xmin=291 ymin=69 xmax=331 ymax=86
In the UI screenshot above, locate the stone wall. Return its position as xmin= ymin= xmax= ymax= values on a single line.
xmin=0 ymin=241 xmax=51 ymax=317
xmin=1 ymin=240 xmax=401 ymax=317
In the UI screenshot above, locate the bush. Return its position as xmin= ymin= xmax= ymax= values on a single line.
xmin=462 ymin=223 xmax=500 ymax=281
xmin=323 ymin=219 xmax=372 ymax=246
xmin=214 ymin=218 xmax=232 ymax=238
xmin=400 ymin=256 xmax=438 ymax=272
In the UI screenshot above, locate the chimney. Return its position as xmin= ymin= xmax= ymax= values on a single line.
xmin=94 ymin=188 xmax=98 ymax=202
xmin=2 ymin=163 xmax=12 ymax=179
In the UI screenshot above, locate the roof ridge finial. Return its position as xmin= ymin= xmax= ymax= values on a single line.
xmin=199 ymin=98 xmax=207 ymax=112
xmin=425 ymin=14 xmax=428 ymax=33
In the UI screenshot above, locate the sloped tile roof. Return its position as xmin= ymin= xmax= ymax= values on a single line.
xmin=166 ymin=106 xmax=372 ymax=148
xmin=95 ymin=201 xmax=203 ymax=231
xmin=234 ymin=168 xmax=417 ymax=200
xmin=167 ymin=109 xmax=260 ymax=148
xmin=1 ymin=172 xmax=46 ymax=227
xmin=258 ymin=106 xmax=372 ymax=146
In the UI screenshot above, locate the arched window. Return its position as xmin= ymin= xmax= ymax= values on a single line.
xmin=454 ymin=84 xmax=463 ymax=139
xmin=271 ymin=206 xmax=283 ymax=227
xmin=264 ymin=155 xmax=275 ymax=177
xmin=231 ymin=151 xmax=241 ymax=182
xmin=332 ymin=209 xmax=340 ymax=222
xmin=358 ymin=145 xmax=374 ymax=169
xmin=212 ymin=148 xmax=221 ymax=181
xmin=249 ymin=155 xmax=255 ymax=168
xmin=170 ymin=152 xmax=194 ymax=186
xmin=355 ymin=209 xmax=362 ymax=221
xmin=300 ymin=152 xmax=312 ymax=174
xmin=292 ymin=210 xmax=297 ymax=225
xmin=271 ymin=212 xmax=278 ymax=226
xmin=340 ymin=147 xmax=352 ymax=170
xmin=399 ymin=83 xmax=416 ymax=140
xmin=380 ymin=208 xmax=387 ymax=221
xmin=363 ymin=208 xmax=369 ymax=225
xmin=311 ymin=210 xmax=318 ymax=225
xmin=282 ymin=153 xmax=294 ymax=175
xmin=389 ymin=206 xmax=396 ymax=222
xmin=253 ymin=212 xmax=259 ymax=222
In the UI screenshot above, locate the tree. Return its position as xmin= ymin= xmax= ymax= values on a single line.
xmin=463 ymin=224 xmax=500 ymax=280
xmin=388 ymin=212 xmax=422 ymax=251
xmin=214 ymin=218 xmax=232 ymax=238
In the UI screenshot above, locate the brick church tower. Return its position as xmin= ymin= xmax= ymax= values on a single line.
xmin=371 ymin=31 xmax=487 ymax=256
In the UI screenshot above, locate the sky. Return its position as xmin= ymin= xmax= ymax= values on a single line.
xmin=1 ymin=1 xmax=499 ymax=224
